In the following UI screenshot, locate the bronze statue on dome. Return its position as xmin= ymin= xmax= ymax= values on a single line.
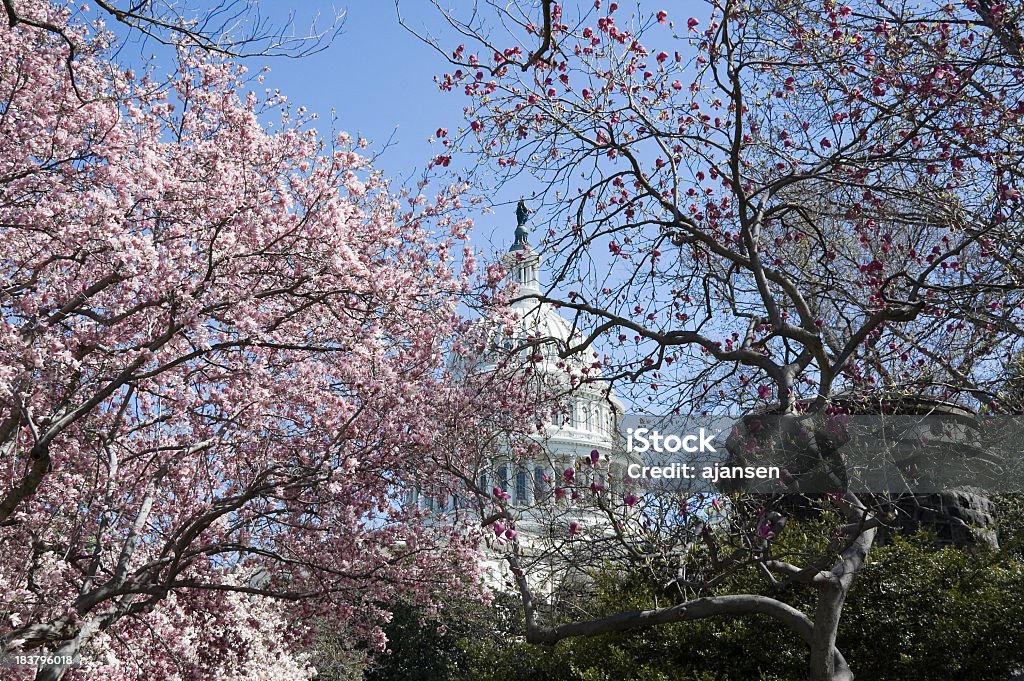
xmin=516 ymin=199 xmax=529 ymax=227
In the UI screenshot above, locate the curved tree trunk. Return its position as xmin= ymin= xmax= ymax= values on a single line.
xmin=810 ymin=583 xmax=853 ymax=681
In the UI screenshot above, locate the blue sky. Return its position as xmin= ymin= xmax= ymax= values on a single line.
xmin=104 ymin=1 xmax=526 ymax=253
xmin=251 ymin=3 xmax=463 ymax=186
xmin=242 ymin=2 xmax=548 ymax=260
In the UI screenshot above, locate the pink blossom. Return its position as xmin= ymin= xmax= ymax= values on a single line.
xmin=0 ymin=14 xmax=489 ymax=670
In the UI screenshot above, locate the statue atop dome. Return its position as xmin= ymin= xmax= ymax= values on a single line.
xmin=511 ymin=200 xmax=531 ymax=252
xmin=516 ymin=198 xmax=529 ymax=226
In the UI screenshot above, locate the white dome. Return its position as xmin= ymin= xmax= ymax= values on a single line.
xmin=512 ymin=298 xmax=575 ymax=345
xmin=499 ymin=242 xmax=601 ymax=376
xmin=421 ymin=218 xmax=639 ymax=599
xmin=497 ymin=243 xmax=624 ymax=441
xmin=504 ymin=298 xmax=597 ymax=369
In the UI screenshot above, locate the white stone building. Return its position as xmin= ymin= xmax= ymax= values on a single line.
xmin=411 ymin=209 xmax=639 ymax=594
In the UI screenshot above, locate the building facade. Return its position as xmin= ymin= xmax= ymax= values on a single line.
xmin=411 ymin=206 xmax=637 ymax=594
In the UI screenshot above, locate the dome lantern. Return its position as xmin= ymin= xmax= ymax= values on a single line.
xmin=506 ymin=200 xmax=541 ymax=295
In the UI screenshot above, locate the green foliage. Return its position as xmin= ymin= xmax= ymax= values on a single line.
xmin=309 ymin=619 xmax=369 ymax=681
xmin=360 ymin=598 xmax=508 ymax=681
xmin=841 ymin=535 xmax=1024 ymax=680
xmin=996 ymin=494 xmax=1024 ymax=560
xmin=356 ymin=518 xmax=1024 ymax=681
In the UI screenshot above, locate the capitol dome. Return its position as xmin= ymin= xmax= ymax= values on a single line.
xmin=414 ymin=205 xmax=638 ymax=596
xmin=495 ymin=207 xmax=623 ymax=450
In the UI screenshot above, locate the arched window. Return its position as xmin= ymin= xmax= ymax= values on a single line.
xmin=515 ymin=469 xmax=528 ymax=505
xmin=533 ymin=467 xmax=547 ymax=500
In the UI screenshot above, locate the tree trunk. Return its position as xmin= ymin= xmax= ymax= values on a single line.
xmin=34 ymin=617 xmax=101 ymax=681
xmin=809 ymin=583 xmax=853 ymax=681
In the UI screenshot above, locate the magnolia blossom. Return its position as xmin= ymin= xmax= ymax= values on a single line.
xmin=0 ymin=2 xmax=486 ymax=677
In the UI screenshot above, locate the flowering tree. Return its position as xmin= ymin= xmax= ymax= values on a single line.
xmin=2 ymin=0 xmax=342 ymax=61
xmin=0 ymin=3 xmax=486 ymax=679
xmin=417 ymin=0 xmax=1024 ymax=679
